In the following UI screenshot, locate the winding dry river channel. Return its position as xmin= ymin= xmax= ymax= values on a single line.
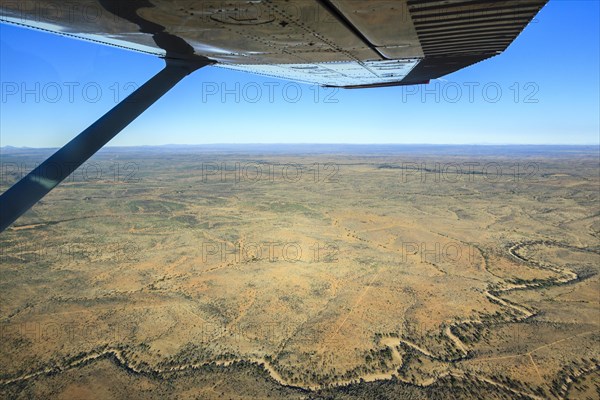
xmin=2 ymin=241 xmax=598 ymax=399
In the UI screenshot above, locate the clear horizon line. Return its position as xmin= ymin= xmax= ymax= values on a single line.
xmin=2 ymin=143 xmax=598 ymax=149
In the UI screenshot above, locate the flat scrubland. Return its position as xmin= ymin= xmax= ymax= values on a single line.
xmin=0 ymin=145 xmax=598 ymax=399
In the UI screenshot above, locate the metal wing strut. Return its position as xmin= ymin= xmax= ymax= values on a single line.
xmin=0 ymin=59 xmax=208 ymax=232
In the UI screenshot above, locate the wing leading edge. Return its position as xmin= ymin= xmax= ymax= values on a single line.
xmin=0 ymin=0 xmax=547 ymax=88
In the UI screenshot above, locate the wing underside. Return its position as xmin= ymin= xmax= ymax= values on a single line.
xmin=0 ymin=0 xmax=547 ymax=87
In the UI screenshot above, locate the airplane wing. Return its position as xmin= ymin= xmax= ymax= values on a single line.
xmin=1 ymin=0 xmax=548 ymax=88
xmin=0 ymin=0 xmax=548 ymax=232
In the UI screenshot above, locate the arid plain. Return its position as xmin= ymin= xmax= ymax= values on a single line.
xmin=1 ymin=145 xmax=598 ymax=399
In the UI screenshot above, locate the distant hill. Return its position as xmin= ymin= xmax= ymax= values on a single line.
xmin=1 ymin=144 xmax=597 ymax=157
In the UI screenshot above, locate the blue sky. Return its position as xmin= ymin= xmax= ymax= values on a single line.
xmin=0 ymin=0 xmax=598 ymax=147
